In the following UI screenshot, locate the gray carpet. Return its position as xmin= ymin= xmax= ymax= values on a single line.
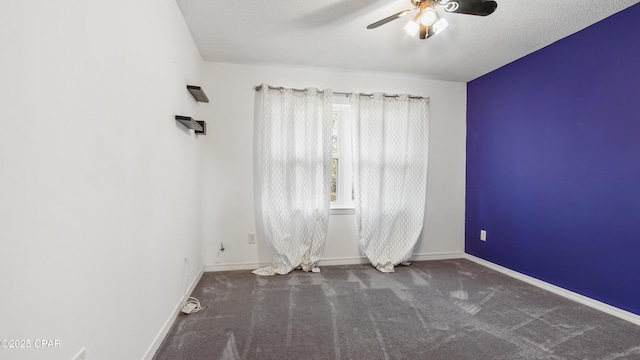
xmin=153 ymin=259 xmax=640 ymax=359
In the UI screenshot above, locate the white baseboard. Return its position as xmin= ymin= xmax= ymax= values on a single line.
xmin=319 ymin=256 xmax=370 ymax=266
xmin=411 ymin=251 xmax=465 ymax=262
xmin=203 ymin=251 xmax=466 ymax=272
xmin=464 ymin=254 xmax=640 ymax=326
xmin=202 ymin=259 xmax=368 ymax=272
xmin=143 ymin=266 xmax=205 ymax=360
xmin=315 ymin=252 xmax=465 ymax=267
xmin=204 ymin=261 xmax=270 ymax=272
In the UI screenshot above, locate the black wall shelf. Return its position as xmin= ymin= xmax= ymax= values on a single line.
xmin=176 ymin=85 xmax=208 ymax=135
xmin=187 ymin=85 xmax=209 ymax=103
xmin=175 ymin=115 xmax=206 ymax=135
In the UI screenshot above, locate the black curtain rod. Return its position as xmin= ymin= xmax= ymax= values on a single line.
xmin=254 ymin=85 xmax=427 ymax=100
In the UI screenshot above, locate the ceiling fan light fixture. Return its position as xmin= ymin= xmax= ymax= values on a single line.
xmin=403 ymin=19 xmax=420 ymax=37
xmin=432 ymin=17 xmax=449 ymax=35
xmin=404 ymin=12 xmax=422 ymax=37
xmin=420 ymin=7 xmax=438 ymax=26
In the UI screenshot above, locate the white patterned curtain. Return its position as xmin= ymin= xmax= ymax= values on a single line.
xmin=350 ymin=93 xmax=430 ymax=272
xmin=253 ymin=85 xmax=333 ymax=276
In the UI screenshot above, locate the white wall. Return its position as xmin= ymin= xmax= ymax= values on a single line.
xmin=200 ymin=62 xmax=467 ymax=269
xmin=0 ymin=1 xmax=204 ymax=359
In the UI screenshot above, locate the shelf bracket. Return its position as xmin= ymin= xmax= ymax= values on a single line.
xmin=195 ymin=120 xmax=206 ymax=135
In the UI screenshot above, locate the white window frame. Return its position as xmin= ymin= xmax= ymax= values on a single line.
xmin=331 ymin=102 xmax=354 ymax=210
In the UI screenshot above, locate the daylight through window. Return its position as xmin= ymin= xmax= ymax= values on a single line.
xmin=331 ymin=104 xmax=354 ymax=209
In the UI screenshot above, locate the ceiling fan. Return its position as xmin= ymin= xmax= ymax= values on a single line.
xmin=367 ymin=0 xmax=497 ymax=40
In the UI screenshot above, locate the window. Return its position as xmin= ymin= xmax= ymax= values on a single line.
xmin=330 ymin=103 xmax=354 ymax=209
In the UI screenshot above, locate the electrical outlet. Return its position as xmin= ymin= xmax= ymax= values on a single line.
xmin=480 ymin=230 xmax=487 ymax=241
xmin=73 ymin=348 xmax=86 ymax=360
xmin=248 ymin=233 xmax=256 ymax=244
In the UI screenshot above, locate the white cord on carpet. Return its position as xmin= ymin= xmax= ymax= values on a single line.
xmin=181 ymin=296 xmax=206 ymax=314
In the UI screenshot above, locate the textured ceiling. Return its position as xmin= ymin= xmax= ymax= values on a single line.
xmin=175 ymin=0 xmax=639 ymax=82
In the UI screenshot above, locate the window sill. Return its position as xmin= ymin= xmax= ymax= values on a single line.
xmin=330 ymin=207 xmax=355 ymax=215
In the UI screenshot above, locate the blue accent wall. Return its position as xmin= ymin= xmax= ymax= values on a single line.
xmin=466 ymin=4 xmax=640 ymax=316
